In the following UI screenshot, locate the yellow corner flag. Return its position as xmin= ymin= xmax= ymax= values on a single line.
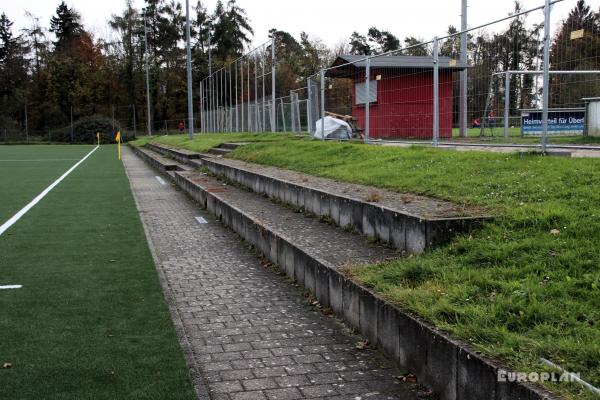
xmin=115 ymin=131 xmax=121 ymax=160
xmin=96 ymin=132 xmax=100 ymax=146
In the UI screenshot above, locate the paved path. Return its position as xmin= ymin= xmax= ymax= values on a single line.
xmin=122 ymin=148 xmax=425 ymax=400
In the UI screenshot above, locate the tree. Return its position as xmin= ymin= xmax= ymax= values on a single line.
xmin=349 ymin=32 xmax=370 ymax=55
xmin=440 ymin=26 xmax=461 ymax=58
xmin=0 ymin=13 xmax=29 ymax=129
xmin=212 ymin=0 xmax=253 ymax=62
xmin=49 ymin=1 xmax=83 ymax=52
xmin=367 ymin=27 xmax=400 ymax=54
xmin=549 ymin=0 xmax=600 ymax=106
xmin=403 ymin=36 xmax=429 ymax=56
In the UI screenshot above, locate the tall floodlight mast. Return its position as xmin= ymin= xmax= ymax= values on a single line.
xmin=143 ymin=12 xmax=152 ymax=136
xmin=185 ymin=0 xmax=194 ymax=139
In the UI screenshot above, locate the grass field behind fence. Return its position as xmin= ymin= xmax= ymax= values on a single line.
xmin=0 ymin=145 xmax=195 ymax=399
xmin=136 ymin=134 xmax=600 ymax=399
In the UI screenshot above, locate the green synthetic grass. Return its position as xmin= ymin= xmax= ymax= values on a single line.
xmin=0 ymin=145 xmax=195 ymax=399
xmin=152 ymin=134 xmax=599 ymax=399
xmin=0 ymin=145 xmax=94 ymax=222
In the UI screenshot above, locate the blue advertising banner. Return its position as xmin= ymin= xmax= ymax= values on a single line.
xmin=521 ymin=108 xmax=585 ymax=135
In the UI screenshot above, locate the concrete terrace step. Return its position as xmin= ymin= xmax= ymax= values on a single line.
xmin=218 ymin=142 xmax=248 ymax=150
xmin=133 ymin=146 xmax=182 ymax=172
xmin=145 ymin=142 xmax=200 ymax=164
xmin=207 ymin=147 xmax=232 ymax=156
xmin=133 ymin=146 xmax=557 ymax=400
xmin=174 ymin=170 xmax=398 ymax=271
xmin=201 ymin=158 xmax=490 ymax=255
xmin=144 ymin=142 xmax=490 ymax=254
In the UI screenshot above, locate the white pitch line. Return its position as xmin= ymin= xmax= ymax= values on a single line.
xmin=195 ymin=216 xmax=208 ymax=224
xmin=0 ymin=285 xmax=22 ymax=290
xmin=155 ymin=176 xmax=167 ymax=185
xmin=0 ymin=146 xmax=100 ymax=237
xmin=0 ymin=159 xmax=80 ymax=162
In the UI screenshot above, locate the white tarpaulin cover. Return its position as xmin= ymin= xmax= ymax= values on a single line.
xmin=313 ymin=116 xmax=353 ymax=139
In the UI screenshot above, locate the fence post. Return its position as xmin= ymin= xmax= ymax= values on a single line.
xmin=247 ymin=58 xmax=251 ymax=132
xmin=230 ymin=67 xmax=233 ymax=132
xmin=432 ymin=37 xmax=440 ymax=147
xmin=459 ymin=0 xmax=468 ymax=137
xmin=320 ymin=69 xmax=325 ymax=140
xmin=261 ymin=52 xmax=266 ymax=133
xmin=133 ymin=104 xmax=137 ymax=136
xmin=240 ymin=61 xmax=244 ymax=132
xmin=280 ymin=99 xmax=286 ymax=132
xmin=24 ymin=104 xmax=29 ymax=142
xmin=541 ymin=0 xmax=551 ymax=152
xmin=235 ymin=62 xmax=238 ymax=132
xmin=290 ymin=91 xmax=296 ymax=133
xmin=307 ymin=77 xmax=313 ymax=135
xmin=200 ymin=80 xmax=204 ymax=133
xmin=271 ymin=38 xmax=276 ymax=132
xmin=254 ymin=55 xmax=259 ymax=133
xmin=71 ymin=106 xmax=75 ymax=143
xmin=365 ymin=58 xmax=371 ymax=143
xmin=504 ymin=72 xmax=510 ymax=139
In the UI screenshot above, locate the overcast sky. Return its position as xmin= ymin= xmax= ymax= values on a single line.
xmin=3 ymin=0 xmax=600 ymax=48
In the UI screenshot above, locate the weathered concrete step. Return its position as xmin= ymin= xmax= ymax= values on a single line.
xmin=133 ymin=146 xmax=181 ymax=172
xmin=218 ymin=142 xmax=247 ymax=150
xmin=207 ymin=147 xmax=231 ymax=156
xmin=175 ymin=170 xmax=399 ymax=272
xmin=199 ymin=157 xmax=490 ymax=255
xmin=145 ymin=142 xmax=200 ymax=164
xmin=133 ymin=147 xmax=560 ymax=400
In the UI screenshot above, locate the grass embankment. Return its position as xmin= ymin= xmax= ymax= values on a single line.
xmin=131 ymin=132 xmax=294 ymax=153
xmin=144 ymin=134 xmax=599 ymax=399
xmin=0 ymin=145 xmax=196 ymax=399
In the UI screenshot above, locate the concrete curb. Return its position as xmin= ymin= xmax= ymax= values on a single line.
xmin=135 ymin=145 xmax=561 ymax=400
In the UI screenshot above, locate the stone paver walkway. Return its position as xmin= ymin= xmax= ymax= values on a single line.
xmin=122 ymin=148 xmax=425 ymax=400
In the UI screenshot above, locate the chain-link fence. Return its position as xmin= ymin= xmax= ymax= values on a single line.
xmin=200 ymin=40 xmax=277 ymax=133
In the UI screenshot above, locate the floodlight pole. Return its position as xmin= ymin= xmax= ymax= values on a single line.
xmin=541 ymin=0 xmax=552 ymax=152
xmin=433 ymin=37 xmax=440 ymax=147
xmin=144 ymin=12 xmax=152 ymax=136
xmin=459 ymin=0 xmax=468 ymax=137
xmin=504 ymin=72 xmax=511 ymax=138
xmin=24 ymin=104 xmax=29 ymax=142
xmin=271 ymin=38 xmax=276 ymax=132
xmin=208 ymin=31 xmax=212 ymax=133
xmin=185 ymin=0 xmax=194 ymax=139
xmin=365 ymin=58 xmax=370 ymax=143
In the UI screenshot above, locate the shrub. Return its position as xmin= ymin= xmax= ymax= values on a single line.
xmin=47 ymin=115 xmax=134 ymax=144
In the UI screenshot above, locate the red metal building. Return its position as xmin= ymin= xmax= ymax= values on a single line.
xmin=326 ymin=55 xmax=467 ymax=139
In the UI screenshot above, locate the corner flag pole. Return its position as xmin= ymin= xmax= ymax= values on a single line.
xmin=115 ymin=131 xmax=121 ymax=160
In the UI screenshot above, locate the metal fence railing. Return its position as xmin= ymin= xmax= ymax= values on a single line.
xmin=194 ymin=0 xmax=600 ymax=150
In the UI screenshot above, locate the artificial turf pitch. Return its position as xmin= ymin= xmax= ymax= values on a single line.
xmin=0 ymin=145 xmax=196 ymax=399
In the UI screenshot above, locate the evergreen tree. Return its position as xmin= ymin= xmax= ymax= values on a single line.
xmin=0 ymin=13 xmax=29 ymax=129
xmin=212 ymin=0 xmax=253 ymax=62
xmin=367 ymin=27 xmax=400 ymax=54
xmin=49 ymin=1 xmax=82 ymax=52
xmin=349 ymin=32 xmax=371 ymax=55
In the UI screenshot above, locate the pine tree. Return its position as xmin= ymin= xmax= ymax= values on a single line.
xmin=349 ymin=32 xmax=371 ymax=55
xmin=49 ymin=1 xmax=82 ymax=52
